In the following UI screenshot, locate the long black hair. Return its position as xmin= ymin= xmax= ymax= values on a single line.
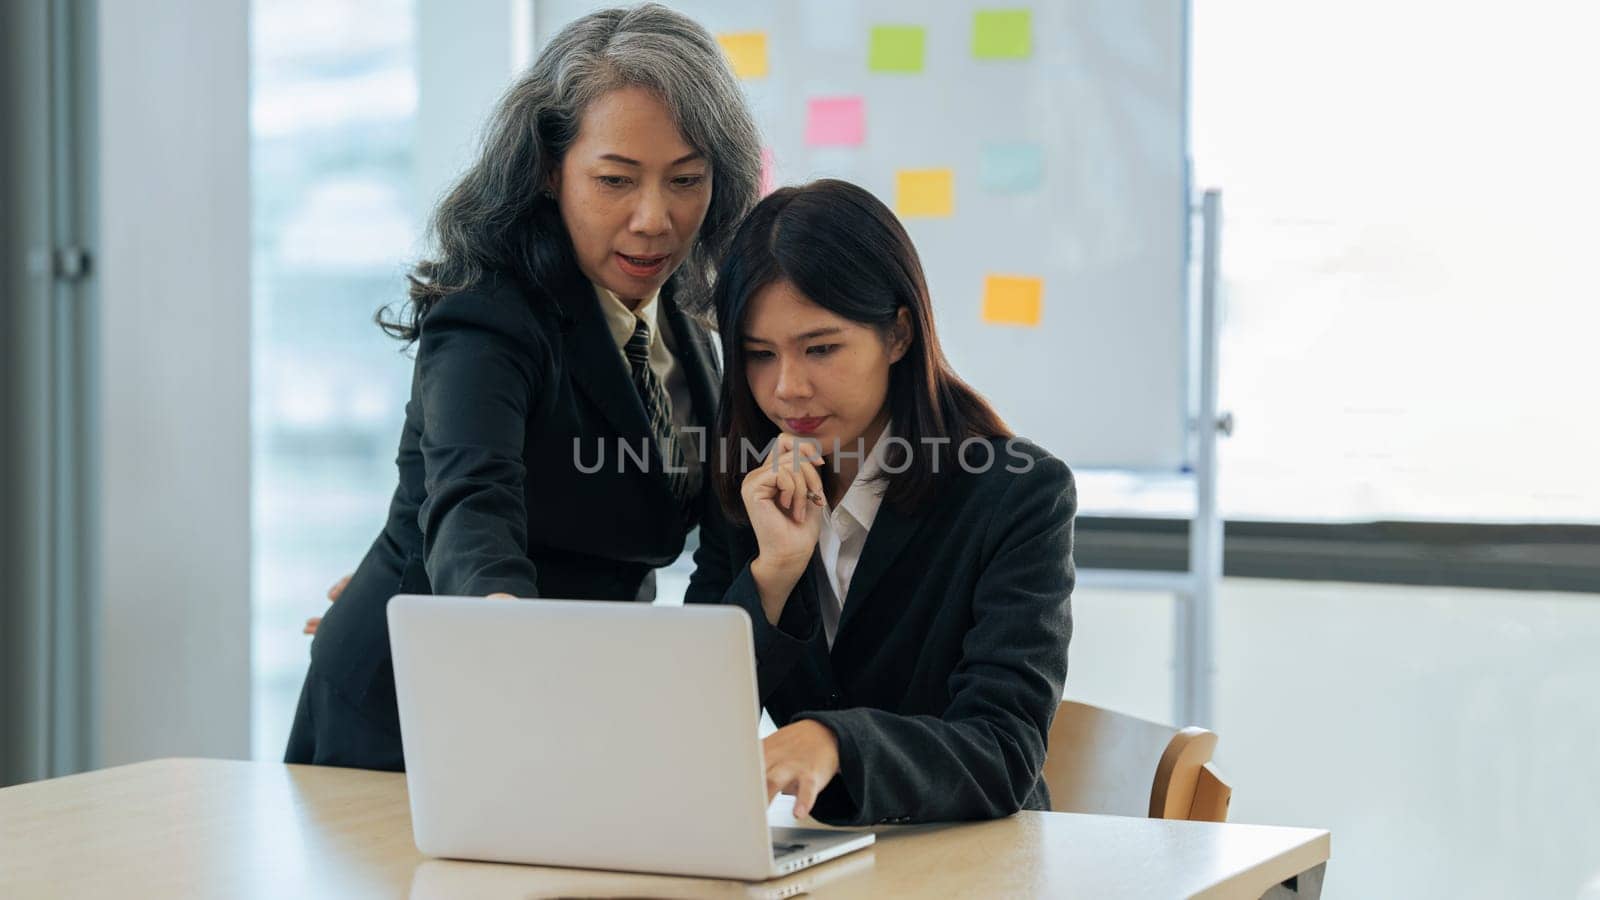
xmin=711 ymin=179 xmax=1012 ymax=520
xmin=379 ymin=4 xmax=761 ymax=342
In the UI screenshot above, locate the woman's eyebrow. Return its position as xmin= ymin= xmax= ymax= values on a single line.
xmin=597 ymin=151 xmax=705 ymax=166
xmin=742 ymin=326 xmax=844 ymax=345
xmin=793 ymin=327 xmax=843 ymax=341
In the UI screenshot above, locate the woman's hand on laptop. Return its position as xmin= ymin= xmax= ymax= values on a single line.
xmin=743 ymin=435 xmax=826 ymax=624
xmin=302 ymin=574 xmax=352 ymax=636
xmin=762 ymin=719 xmax=841 ymax=820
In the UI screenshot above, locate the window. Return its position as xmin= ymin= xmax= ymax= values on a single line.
xmin=1194 ymin=0 xmax=1600 ymax=524
xmin=249 ymin=0 xmax=419 ymax=760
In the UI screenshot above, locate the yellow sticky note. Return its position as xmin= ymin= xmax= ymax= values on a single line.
xmin=717 ymin=32 xmax=768 ymax=79
xmin=982 ymin=275 xmax=1043 ymax=326
xmin=896 ymin=168 xmax=954 ymax=217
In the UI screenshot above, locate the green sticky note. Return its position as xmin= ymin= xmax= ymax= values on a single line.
xmin=973 ymin=9 xmax=1031 ymax=60
xmin=870 ymin=25 xmax=925 ymax=73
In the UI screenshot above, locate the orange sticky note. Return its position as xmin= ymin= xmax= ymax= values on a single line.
xmin=895 ymin=168 xmax=954 ymax=217
xmin=718 ymin=32 xmax=768 ymax=79
xmin=982 ymin=275 xmax=1043 ymax=326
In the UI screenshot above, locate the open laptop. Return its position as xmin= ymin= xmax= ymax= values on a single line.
xmin=387 ymin=595 xmax=875 ymax=881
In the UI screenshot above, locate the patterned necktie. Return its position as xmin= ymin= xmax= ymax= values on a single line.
xmin=623 ymin=319 xmax=701 ymax=525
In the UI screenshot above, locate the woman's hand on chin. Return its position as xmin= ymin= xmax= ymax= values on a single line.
xmin=742 ymin=434 xmax=826 ymax=623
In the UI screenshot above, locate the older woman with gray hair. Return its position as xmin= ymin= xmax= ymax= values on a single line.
xmin=287 ymin=4 xmax=762 ymax=770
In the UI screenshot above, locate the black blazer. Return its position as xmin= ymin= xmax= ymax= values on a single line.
xmin=685 ymin=439 xmax=1076 ymax=826
xmin=309 ymin=266 xmax=722 ymax=727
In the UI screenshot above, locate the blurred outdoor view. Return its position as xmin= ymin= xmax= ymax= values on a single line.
xmin=250 ymin=0 xmax=419 ymax=759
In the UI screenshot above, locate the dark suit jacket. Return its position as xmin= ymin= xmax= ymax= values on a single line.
xmin=309 ymin=265 xmax=722 ymax=731
xmin=686 ymin=439 xmax=1076 ymax=826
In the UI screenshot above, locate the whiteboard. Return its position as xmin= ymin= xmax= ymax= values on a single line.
xmin=535 ymin=0 xmax=1190 ymax=470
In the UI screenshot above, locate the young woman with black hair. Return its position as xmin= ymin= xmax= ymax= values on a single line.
xmin=687 ymin=180 xmax=1077 ymax=826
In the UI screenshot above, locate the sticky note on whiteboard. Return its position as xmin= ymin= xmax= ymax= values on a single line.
xmin=973 ymin=10 xmax=1032 ymax=60
xmin=869 ymin=25 xmax=926 ymax=73
xmin=979 ymin=143 xmax=1044 ymax=193
xmin=717 ymin=32 xmax=769 ymax=79
xmin=982 ymin=275 xmax=1043 ymax=326
xmin=896 ymin=168 xmax=954 ymax=217
xmin=805 ymin=97 xmax=866 ymax=146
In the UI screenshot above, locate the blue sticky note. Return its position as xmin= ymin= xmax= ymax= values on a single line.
xmin=979 ymin=143 xmax=1044 ymax=193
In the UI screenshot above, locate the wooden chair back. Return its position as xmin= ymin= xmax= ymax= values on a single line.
xmin=1042 ymin=699 xmax=1232 ymax=822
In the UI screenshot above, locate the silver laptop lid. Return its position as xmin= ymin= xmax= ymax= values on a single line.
xmin=388 ymin=595 xmax=775 ymax=880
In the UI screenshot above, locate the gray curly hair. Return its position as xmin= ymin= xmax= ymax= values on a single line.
xmin=381 ymin=3 xmax=762 ymax=341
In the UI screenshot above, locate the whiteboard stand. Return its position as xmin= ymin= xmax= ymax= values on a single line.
xmin=1076 ymin=188 xmax=1228 ymax=729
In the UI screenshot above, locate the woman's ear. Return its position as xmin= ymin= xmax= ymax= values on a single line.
xmin=544 ymin=168 xmax=560 ymax=199
xmin=888 ymin=307 xmax=913 ymax=363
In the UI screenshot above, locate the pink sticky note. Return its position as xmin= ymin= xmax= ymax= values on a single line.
xmin=805 ymin=97 xmax=865 ymax=147
xmin=760 ymin=147 xmax=776 ymax=196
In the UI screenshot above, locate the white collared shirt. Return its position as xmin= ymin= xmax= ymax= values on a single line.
xmin=816 ymin=424 xmax=893 ymax=647
xmin=593 ymin=283 xmax=698 ymax=465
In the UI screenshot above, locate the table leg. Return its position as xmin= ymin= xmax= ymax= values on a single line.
xmin=1261 ymin=862 xmax=1326 ymax=900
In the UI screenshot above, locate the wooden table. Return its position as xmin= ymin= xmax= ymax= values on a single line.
xmin=0 ymin=758 xmax=1329 ymax=898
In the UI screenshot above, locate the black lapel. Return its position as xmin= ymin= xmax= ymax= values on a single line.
xmin=559 ymin=276 xmax=655 ymax=447
xmin=659 ymin=288 xmax=721 ymax=432
xmin=834 ymin=499 xmax=921 ymax=639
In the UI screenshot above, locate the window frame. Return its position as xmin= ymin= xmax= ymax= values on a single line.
xmin=1077 ymin=516 xmax=1600 ymax=594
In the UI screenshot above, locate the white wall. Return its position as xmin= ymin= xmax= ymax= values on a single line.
xmin=414 ymin=0 xmax=528 ymax=221
xmin=94 ymin=0 xmax=251 ymax=765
